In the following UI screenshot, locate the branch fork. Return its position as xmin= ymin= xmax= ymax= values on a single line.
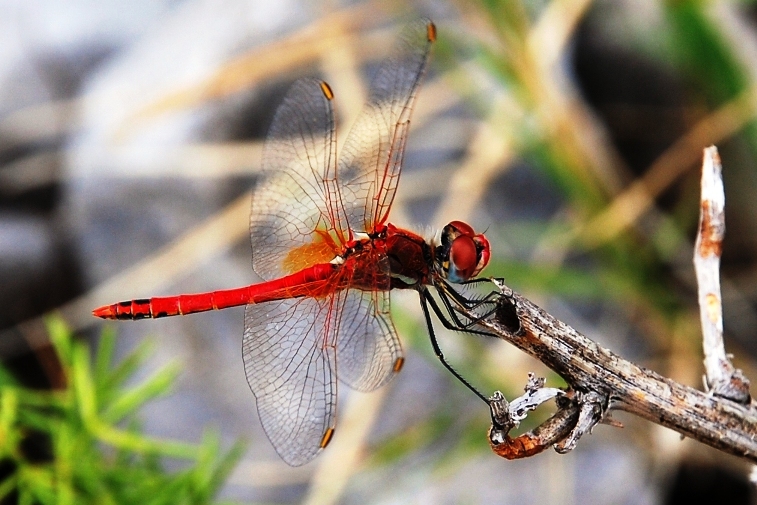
xmin=486 ymin=375 xmax=611 ymax=459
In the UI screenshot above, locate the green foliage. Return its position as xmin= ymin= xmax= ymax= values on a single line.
xmin=0 ymin=317 xmax=244 ymax=505
xmin=663 ymin=1 xmax=748 ymax=105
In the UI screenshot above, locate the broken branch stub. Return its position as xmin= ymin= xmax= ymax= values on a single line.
xmin=694 ymin=146 xmax=750 ymax=404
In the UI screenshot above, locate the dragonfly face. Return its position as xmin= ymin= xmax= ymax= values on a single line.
xmin=434 ymin=221 xmax=491 ymax=283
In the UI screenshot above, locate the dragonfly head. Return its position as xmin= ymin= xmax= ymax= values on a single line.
xmin=435 ymin=221 xmax=491 ymax=283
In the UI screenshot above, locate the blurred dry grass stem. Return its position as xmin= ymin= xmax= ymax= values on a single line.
xmin=301 ymin=389 xmax=390 ymax=505
xmin=434 ymin=105 xmax=513 ymax=225
xmin=528 ymin=0 xmax=593 ymax=70
xmin=0 ymin=99 xmax=80 ymax=148
xmin=119 ymin=6 xmax=396 ymax=140
xmin=576 ymin=84 xmax=757 ymax=249
xmin=61 ymin=191 xmax=250 ymax=328
xmin=227 ymin=459 xmax=312 ymax=487
xmin=524 ymin=0 xmax=626 ymax=198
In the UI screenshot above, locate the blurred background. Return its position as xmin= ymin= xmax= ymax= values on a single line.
xmin=2 ymin=0 xmax=757 ymax=503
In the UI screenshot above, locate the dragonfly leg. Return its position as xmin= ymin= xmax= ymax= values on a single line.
xmin=425 ymin=286 xmax=497 ymax=337
xmin=420 ymin=288 xmax=490 ymax=404
xmin=438 ymin=277 xmax=503 ymax=313
xmin=436 ymin=279 xmax=523 ymax=337
xmin=440 ymin=286 xmax=499 ymax=327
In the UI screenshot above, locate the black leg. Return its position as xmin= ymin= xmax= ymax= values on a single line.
xmin=419 ymin=287 xmax=490 ymax=405
xmin=424 ymin=286 xmax=497 ymax=338
xmin=437 ymin=277 xmax=502 ymax=313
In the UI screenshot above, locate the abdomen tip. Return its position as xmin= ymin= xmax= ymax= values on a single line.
xmin=92 ymin=305 xmax=115 ymax=319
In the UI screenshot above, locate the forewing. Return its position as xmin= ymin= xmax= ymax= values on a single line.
xmin=335 ymin=261 xmax=403 ymax=392
xmin=251 ymin=78 xmax=340 ymax=281
xmin=337 ymin=19 xmax=435 ymax=233
xmin=243 ymin=297 xmax=337 ymax=466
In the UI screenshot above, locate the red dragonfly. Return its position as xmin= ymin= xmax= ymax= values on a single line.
xmin=93 ymin=19 xmax=491 ymax=466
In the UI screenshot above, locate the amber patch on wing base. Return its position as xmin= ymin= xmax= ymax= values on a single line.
xmin=281 ymin=240 xmax=338 ymax=273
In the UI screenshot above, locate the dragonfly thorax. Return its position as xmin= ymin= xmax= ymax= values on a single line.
xmin=377 ymin=223 xmax=433 ymax=289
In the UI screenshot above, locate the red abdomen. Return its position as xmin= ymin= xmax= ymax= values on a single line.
xmin=92 ymin=263 xmax=337 ymax=320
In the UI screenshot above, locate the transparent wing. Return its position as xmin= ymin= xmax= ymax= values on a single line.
xmin=337 ymin=19 xmax=435 ymax=233
xmin=243 ymin=256 xmax=402 ymax=464
xmin=251 ymin=78 xmax=342 ymax=281
xmin=244 ymin=22 xmax=431 ymax=464
xmin=335 ymin=264 xmax=403 ymax=392
xmin=243 ymin=296 xmax=337 ymax=466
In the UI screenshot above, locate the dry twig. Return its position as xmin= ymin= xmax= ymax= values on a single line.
xmin=470 ymin=146 xmax=756 ymax=462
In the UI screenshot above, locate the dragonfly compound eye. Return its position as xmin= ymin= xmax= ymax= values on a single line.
xmin=438 ymin=221 xmax=491 ymax=282
xmin=448 ymin=235 xmax=478 ymax=282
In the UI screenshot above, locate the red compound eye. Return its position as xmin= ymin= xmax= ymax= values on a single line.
xmin=439 ymin=221 xmax=491 ymax=282
xmin=449 ymin=235 xmax=478 ymax=281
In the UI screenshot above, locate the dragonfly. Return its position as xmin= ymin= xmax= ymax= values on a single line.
xmin=93 ymin=19 xmax=491 ymax=466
